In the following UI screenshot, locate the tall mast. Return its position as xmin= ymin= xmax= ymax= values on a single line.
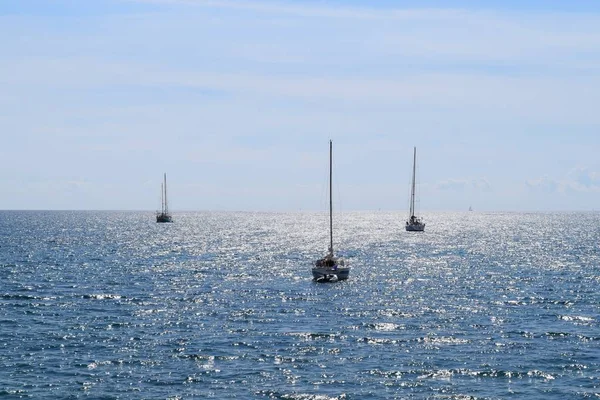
xmin=329 ymin=140 xmax=333 ymax=255
xmin=161 ymin=182 xmax=164 ymax=213
xmin=410 ymin=147 xmax=416 ymax=218
xmin=163 ymin=173 xmax=168 ymax=214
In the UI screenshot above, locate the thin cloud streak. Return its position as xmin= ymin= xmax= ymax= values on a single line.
xmin=123 ymin=0 xmax=600 ymax=63
xmin=5 ymin=57 xmax=600 ymax=125
xmin=127 ymin=0 xmax=469 ymax=20
xmin=434 ymin=178 xmax=492 ymax=192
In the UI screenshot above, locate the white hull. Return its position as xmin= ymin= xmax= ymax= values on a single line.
xmin=313 ymin=253 xmax=350 ymax=281
xmin=312 ymin=266 xmax=350 ymax=281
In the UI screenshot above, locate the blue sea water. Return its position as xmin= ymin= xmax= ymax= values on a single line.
xmin=1 ymin=210 xmax=599 ymax=399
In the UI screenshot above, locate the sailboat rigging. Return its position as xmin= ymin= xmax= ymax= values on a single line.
xmin=405 ymin=147 xmax=425 ymax=232
xmin=312 ymin=140 xmax=350 ymax=281
xmin=156 ymin=173 xmax=173 ymax=223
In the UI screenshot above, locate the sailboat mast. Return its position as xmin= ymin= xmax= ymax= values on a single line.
xmin=410 ymin=147 xmax=416 ymax=218
xmin=163 ymin=173 xmax=168 ymax=214
xmin=160 ymin=182 xmax=164 ymax=213
xmin=329 ymin=140 xmax=333 ymax=255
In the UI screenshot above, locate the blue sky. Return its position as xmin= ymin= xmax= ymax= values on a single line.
xmin=2 ymin=0 xmax=600 ymax=211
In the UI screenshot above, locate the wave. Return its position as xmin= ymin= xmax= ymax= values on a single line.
xmin=559 ymin=315 xmax=595 ymax=323
xmin=82 ymin=294 xmax=124 ymax=300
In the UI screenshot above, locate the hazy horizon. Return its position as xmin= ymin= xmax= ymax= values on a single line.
xmin=2 ymin=208 xmax=598 ymax=213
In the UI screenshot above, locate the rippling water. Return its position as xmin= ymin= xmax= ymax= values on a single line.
xmin=1 ymin=211 xmax=599 ymax=399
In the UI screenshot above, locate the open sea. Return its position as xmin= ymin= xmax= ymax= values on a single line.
xmin=1 ymin=210 xmax=599 ymax=399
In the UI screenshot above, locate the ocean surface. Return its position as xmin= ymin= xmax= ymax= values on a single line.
xmin=1 ymin=210 xmax=599 ymax=399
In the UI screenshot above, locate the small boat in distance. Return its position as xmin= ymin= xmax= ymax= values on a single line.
xmin=406 ymin=147 xmax=425 ymax=232
xmin=469 ymin=205 xmax=473 ymax=212
xmin=312 ymin=140 xmax=350 ymax=282
xmin=156 ymin=173 xmax=173 ymax=223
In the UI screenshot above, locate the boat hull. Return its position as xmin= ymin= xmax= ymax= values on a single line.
xmin=312 ymin=266 xmax=350 ymax=281
xmin=405 ymin=223 xmax=425 ymax=232
xmin=156 ymin=214 xmax=173 ymax=223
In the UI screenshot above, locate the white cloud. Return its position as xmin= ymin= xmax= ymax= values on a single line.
xmin=567 ymin=167 xmax=600 ymax=188
xmin=526 ymin=168 xmax=600 ymax=194
xmin=525 ymin=176 xmax=561 ymax=193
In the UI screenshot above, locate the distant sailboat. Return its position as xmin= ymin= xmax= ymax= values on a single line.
xmin=156 ymin=173 xmax=173 ymax=223
xmin=469 ymin=205 xmax=473 ymax=212
xmin=405 ymin=147 xmax=425 ymax=232
xmin=312 ymin=140 xmax=350 ymax=282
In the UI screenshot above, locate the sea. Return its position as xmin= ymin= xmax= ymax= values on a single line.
xmin=1 ymin=210 xmax=599 ymax=399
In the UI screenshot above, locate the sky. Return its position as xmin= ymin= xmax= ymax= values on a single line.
xmin=2 ymin=0 xmax=600 ymax=212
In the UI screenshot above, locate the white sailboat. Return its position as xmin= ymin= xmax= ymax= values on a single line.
xmin=405 ymin=147 xmax=425 ymax=232
xmin=312 ymin=140 xmax=350 ymax=282
xmin=156 ymin=173 xmax=173 ymax=223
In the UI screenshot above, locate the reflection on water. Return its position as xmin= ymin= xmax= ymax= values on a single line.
xmin=0 ymin=211 xmax=599 ymax=398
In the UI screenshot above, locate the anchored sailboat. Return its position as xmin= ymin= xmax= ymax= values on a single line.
xmin=312 ymin=140 xmax=350 ymax=281
xmin=405 ymin=147 xmax=425 ymax=232
xmin=156 ymin=173 xmax=173 ymax=223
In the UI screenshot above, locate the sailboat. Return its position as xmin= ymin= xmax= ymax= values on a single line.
xmin=156 ymin=173 xmax=173 ymax=223
xmin=312 ymin=140 xmax=350 ymax=282
xmin=405 ymin=147 xmax=425 ymax=232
